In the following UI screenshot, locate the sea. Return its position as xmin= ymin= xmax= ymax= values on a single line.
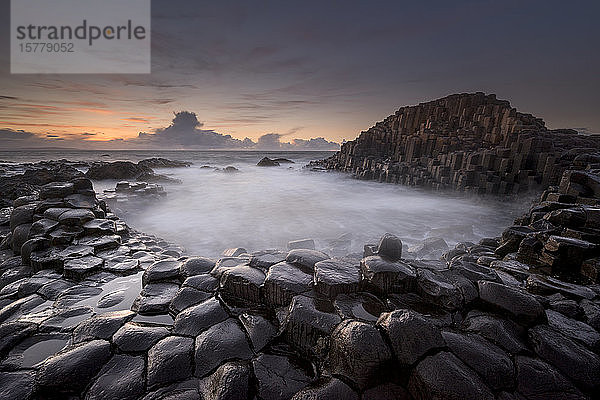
xmin=0 ymin=149 xmax=531 ymax=258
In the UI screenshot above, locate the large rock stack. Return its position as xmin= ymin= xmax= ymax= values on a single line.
xmin=312 ymin=93 xmax=600 ymax=195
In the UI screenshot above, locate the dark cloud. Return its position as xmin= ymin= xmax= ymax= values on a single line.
xmin=0 ymin=128 xmax=62 ymax=149
xmin=123 ymin=117 xmax=150 ymax=123
xmin=255 ymin=132 xmax=338 ymax=150
xmin=0 ymin=96 xmax=19 ymax=100
xmin=0 ymin=128 xmax=37 ymax=140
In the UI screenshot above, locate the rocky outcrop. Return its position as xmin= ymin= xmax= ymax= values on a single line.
xmin=311 ymin=92 xmax=600 ymax=195
xmin=490 ymin=165 xmax=600 ymax=283
xmin=0 ymin=161 xmax=84 ymax=207
xmin=257 ymin=157 xmax=280 ymax=167
xmin=137 ymin=157 xmax=192 ymax=169
xmin=85 ymin=159 xmax=184 ymax=183
xmin=85 ymin=161 xmax=153 ymax=180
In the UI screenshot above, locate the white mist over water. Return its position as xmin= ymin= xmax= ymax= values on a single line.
xmin=0 ymin=149 xmax=528 ymax=257
xmin=101 ymin=153 xmax=526 ymax=258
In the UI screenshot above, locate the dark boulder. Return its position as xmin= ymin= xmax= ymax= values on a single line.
xmin=334 ymin=292 xmax=387 ymax=322
xmin=72 ymin=310 xmax=136 ymax=343
xmin=199 ymin=361 xmax=251 ymax=400
xmin=138 ymin=158 xmax=192 ymax=168
xmin=239 ymin=313 xmax=277 ymax=352
xmin=169 ymin=287 xmax=212 ymax=315
xmin=180 ymin=257 xmax=216 ymax=277
xmin=0 ymin=371 xmax=35 ymax=400
xmin=328 ymin=320 xmax=393 ymax=390
xmin=85 ymin=354 xmax=145 ymax=400
xmin=442 ymin=331 xmax=514 ymax=390
xmin=463 ymin=312 xmax=527 ymax=354
xmin=220 ymin=265 xmax=265 ymax=304
xmin=142 ymin=259 xmax=182 ymax=285
xmin=377 ymin=309 xmax=444 ymax=366
xmin=528 ymin=325 xmax=600 ymax=389
xmin=546 ymin=309 xmax=600 ymax=351
xmin=361 ymin=256 xmax=416 ymax=294
xmin=194 ymin=318 xmax=253 ymax=377
xmin=257 ymin=157 xmax=280 ymax=167
xmin=131 ymin=282 xmax=180 ymax=315
xmin=173 ymin=297 xmax=228 ymax=336
xmin=85 ymin=161 xmax=153 ymax=180
xmin=408 ymin=351 xmax=494 ymax=400
xmin=291 ymin=378 xmax=358 ymax=400
xmin=253 ymin=354 xmax=313 ymax=400
xmin=112 ymin=323 xmax=170 ymax=352
xmin=263 ymin=262 xmax=313 ymax=306
xmin=39 ymin=182 xmax=74 ymax=199
xmin=478 ymin=281 xmax=545 ymax=325
xmin=283 ymin=295 xmax=341 ymax=357
xmin=314 ymin=257 xmax=360 ymax=298
xmin=147 ymin=336 xmax=194 ymax=388
xmin=286 ymin=248 xmax=328 ymax=271
xmin=377 ymin=233 xmax=403 ymax=261
xmin=515 ymin=356 xmax=585 ymax=400
xmin=36 ymin=339 xmax=112 ymax=392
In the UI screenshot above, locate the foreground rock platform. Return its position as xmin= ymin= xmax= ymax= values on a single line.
xmin=0 ymin=156 xmax=600 ymax=399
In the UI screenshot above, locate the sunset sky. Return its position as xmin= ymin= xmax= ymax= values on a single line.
xmin=1 ymin=0 xmax=599 ymax=149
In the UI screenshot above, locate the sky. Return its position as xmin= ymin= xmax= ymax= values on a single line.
xmin=1 ymin=0 xmax=599 ymax=149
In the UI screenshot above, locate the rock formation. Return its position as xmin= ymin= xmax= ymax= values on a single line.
xmin=0 ymin=158 xmax=185 ymax=209
xmin=0 ymin=163 xmax=599 ymax=398
xmin=312 ymin=92 xmax=600 ymax=195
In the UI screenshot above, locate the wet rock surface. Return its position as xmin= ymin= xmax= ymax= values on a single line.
xmin=1 ymin=152 xmax=600 ymax=399
xmin=85 ymin=354 xmax=145 ymax=400
xmin=147 ymin=335 xmax=194 ymax=388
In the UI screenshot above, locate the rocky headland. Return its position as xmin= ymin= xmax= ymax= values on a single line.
xmin=311 ymin=92 xmax=600 ymax=195
xmin=0 ymin=94 xmax=600 ymax=399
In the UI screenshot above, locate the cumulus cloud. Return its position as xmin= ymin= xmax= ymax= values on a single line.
xmin=256 ymin=133 xmax=285 ymax=149
xmin=133 ymin=111 xmax=250 ymax=149
xmin=255 ymin=132 xmax=339 ymax=150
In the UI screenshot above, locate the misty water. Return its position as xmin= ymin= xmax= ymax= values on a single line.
xmin=66 ymin=150 xmax=528 ymax=258
xmin=1 ymin=150 xmax=531 ymax=258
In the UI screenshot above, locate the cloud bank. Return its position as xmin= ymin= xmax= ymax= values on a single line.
xmin=0 ymin=111 xmax=340 ymax=150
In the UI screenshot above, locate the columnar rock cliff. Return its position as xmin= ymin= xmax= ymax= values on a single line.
xmin=313 ymin=92 xmax=600 ymax=194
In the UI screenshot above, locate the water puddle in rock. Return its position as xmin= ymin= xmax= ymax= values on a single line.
xmin=75 ymin=272 xmax=142 ymax=313
xmin=350 ymin=304 xmax=379 ymax=321
xmin=21 ymin=338 xmax=68 ymax=367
